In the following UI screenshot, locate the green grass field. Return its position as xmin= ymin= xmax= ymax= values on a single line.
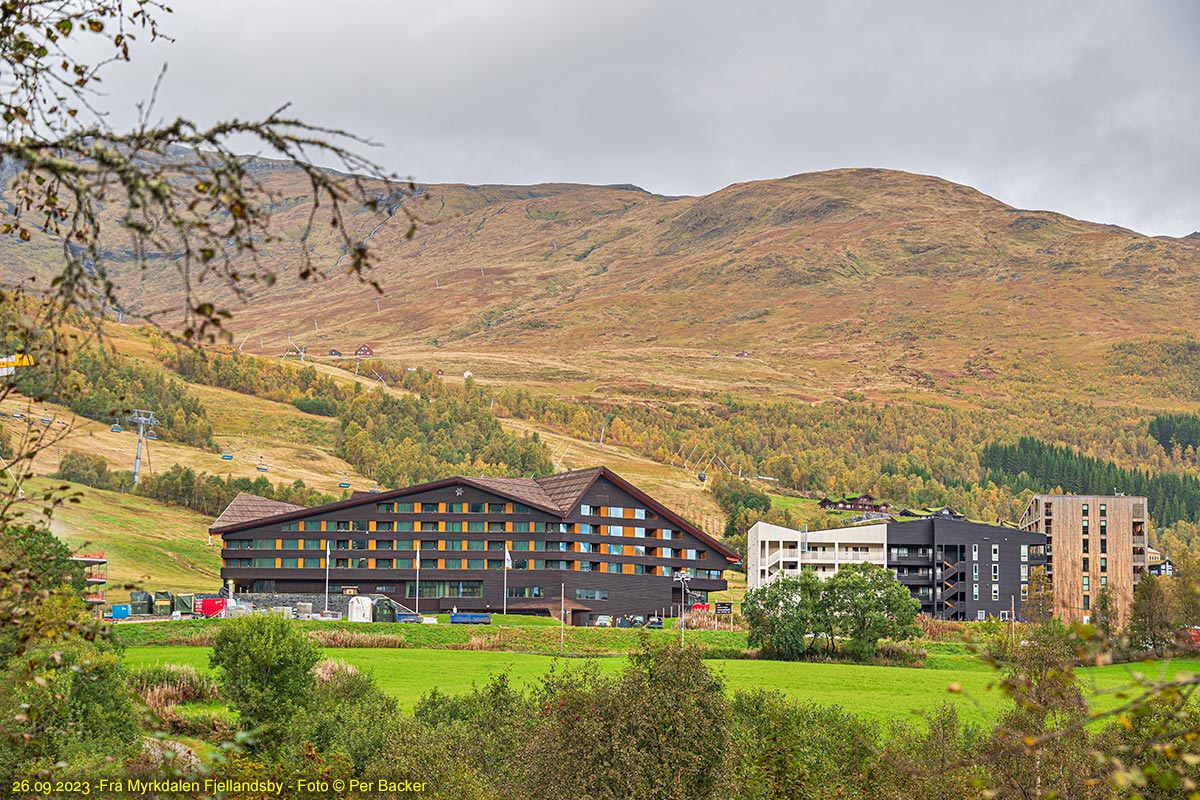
xmin=16 ymin=478 xmax=222 ymax=602
xmin=123 ymin=644 xmax=1200 ymax=726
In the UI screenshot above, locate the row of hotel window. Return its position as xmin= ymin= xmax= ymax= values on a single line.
xmin=970 ymin=544 xmax=1036 ymax=562
xmin=225 ymin=538 xmax=706 ymax=559
xmin=323 ymin=581 xmax=708 ymax=602
xmin=370 ymin=502 xmax=651 ymax=519
xmin=894 ymin=544 xmax=1046 ymax=563
xmin=364 ymin=585 xmax=611 ymax=601
xmin=970 ymin=563 xmax=1066 ymax=581
xmin=224 ymin=556 xmax=720 ymax=579
xmin=969 ymin=574 xmax=1109 ymax=604
xmin=280 ymin=520 xmax=676 ymax=536
xmin=1044 ymin=502 xmax=1109 ymax=517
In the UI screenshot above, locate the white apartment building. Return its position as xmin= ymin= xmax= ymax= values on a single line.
xmin=747 ymin=520 xmax=888 ymax=589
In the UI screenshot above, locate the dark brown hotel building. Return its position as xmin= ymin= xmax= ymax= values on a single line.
xmin=213 ymin=467 xmax=737 ymax=625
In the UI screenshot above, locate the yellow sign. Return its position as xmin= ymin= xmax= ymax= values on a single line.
xmin=0 ymin=353 xmax=34 ymax=377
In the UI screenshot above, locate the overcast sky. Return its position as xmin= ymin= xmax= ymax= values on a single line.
xmin=94 ymin=0 xmax=1199 ymax=236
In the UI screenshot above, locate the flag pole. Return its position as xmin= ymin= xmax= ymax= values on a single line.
xmin=504 ymin=547 xmax=512 ymax=616
xmin=324 ymin=539 xmax=331 ymax=614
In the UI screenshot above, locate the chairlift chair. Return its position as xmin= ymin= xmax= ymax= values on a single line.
xmin=12 ymin=410 xmax=23 ymax=419
xmin=221 ymin=446 xmax=234 ymax=461
xmin=256 ymin=457 xmax=269 ymax=473
xmin=147 ymin=431 xmax=158 ymax=441
xmin=338 ymin=471 xmax=351 ymax=489
xmin=110 ymin=423 xmax=123 ymax=433
xmin=39 ymin=416 xmax=52 ymax=425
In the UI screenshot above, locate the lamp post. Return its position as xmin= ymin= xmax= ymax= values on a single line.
xmin=673 ymin=569 xmax=691 ymax=646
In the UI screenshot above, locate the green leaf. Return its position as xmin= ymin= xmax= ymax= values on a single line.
xmin=55 ymin=19 xmax=73 ymax=35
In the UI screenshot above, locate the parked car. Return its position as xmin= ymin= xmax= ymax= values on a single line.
xmin=594 ymin=615 xmax=612 ymax=627
xmin=614 ymin=616 xmax=633 ymax=628
xmin=630 ymin=615 xmax=646 ymax=628
xmin=647 ymin=616 xmax=663 ymax=629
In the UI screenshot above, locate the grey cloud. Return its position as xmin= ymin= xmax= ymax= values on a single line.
xmin=91 ymin=0 xmax=1199 ymax=235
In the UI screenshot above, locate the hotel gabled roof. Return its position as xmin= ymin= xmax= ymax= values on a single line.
xmin=211 ymin=492 xmax=307 ymax=529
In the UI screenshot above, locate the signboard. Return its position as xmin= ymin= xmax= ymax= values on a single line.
xmin=715 ymin=602 xmax=733 ymax=615
xmin=0 ymin=353 xmax=34 ymax=377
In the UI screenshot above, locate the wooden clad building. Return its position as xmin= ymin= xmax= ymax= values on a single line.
xmin=213 ymin=467 xmax=737 ymax=625
xmin=1018 ymin=494 xmax=1147 ymax=624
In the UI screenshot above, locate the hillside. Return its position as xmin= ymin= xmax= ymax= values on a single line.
xmin=4 ymin=166 xmax=1194 ymax=407
xmin=12 ymin=478 xmax=222 ymax=603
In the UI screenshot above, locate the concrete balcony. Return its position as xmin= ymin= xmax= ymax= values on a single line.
xmin=839 ymin=551 xmax=879 ymax=562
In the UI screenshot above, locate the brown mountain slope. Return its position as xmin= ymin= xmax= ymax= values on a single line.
xmin=4 ymin=167 xmax=1198 ymax=405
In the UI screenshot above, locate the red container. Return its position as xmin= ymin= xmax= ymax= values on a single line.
xmin=198 ymin=598 xmax=227 ymax=618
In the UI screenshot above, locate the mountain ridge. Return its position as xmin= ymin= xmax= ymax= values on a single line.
xmin=2 ymin=165 xmax=1198 ymax=407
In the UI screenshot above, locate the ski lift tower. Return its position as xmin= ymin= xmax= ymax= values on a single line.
xmin=127 ymin=409 xmax=160 ymax=485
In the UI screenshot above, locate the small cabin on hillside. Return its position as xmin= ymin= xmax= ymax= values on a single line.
xmin=354 ymin=344 xmax=374 ymax=358
xmin=819 ymin=493 xmax=890 ymax=513
xmin=898 ymin=506 xmax=966 ymax=521
xmin=328 ymin=349 xmax=343 ymax=357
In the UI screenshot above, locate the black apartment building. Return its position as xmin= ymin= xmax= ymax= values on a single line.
xmin=213 ymin=467 xmax=738 ymax=625
xmin=888 ymin=519 xmax=1048 ymax=620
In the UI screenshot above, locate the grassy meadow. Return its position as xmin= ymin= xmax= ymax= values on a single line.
xmin=11 ymin=478 xmax=223 ymax=602
xmin=123 ymin=642 xmax=1200 ymax=726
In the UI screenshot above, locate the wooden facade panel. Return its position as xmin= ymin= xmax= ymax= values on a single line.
xmin=1021 ymin=495 xmax=1143 ymax=625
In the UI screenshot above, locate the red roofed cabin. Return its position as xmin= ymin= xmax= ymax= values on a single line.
xmin=354 ymin=344 xmax=374 ymax=358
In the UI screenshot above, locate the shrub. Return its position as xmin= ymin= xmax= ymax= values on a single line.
xmin=293 ymin=659 xmax=401 ymax=773
xmin=210 ymin=614 xmax=321 ymax=749
xmin=728 ymin=690 xmax=881 ymax=800
xmin=873 ymin=640 xmax=927 ymax=667
xmin=914 ymin=612 xmax=968 ymax=641
xmin=127 ymin=663 xmax=220 ymax=707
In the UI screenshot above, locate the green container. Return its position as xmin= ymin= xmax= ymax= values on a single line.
xmin=153 ymin=600 xmax=172 ymax=615
xmin=131 ymin=601 xmax=152 ymax=615
xmin=372 ymin=599 xmax=396 ymax=623
xmin=174 ymin=593 xmax=195 ymax=613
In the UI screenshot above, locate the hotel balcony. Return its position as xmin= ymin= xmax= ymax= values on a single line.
xmin=889 ymin=551 xmax=935 ymax=565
